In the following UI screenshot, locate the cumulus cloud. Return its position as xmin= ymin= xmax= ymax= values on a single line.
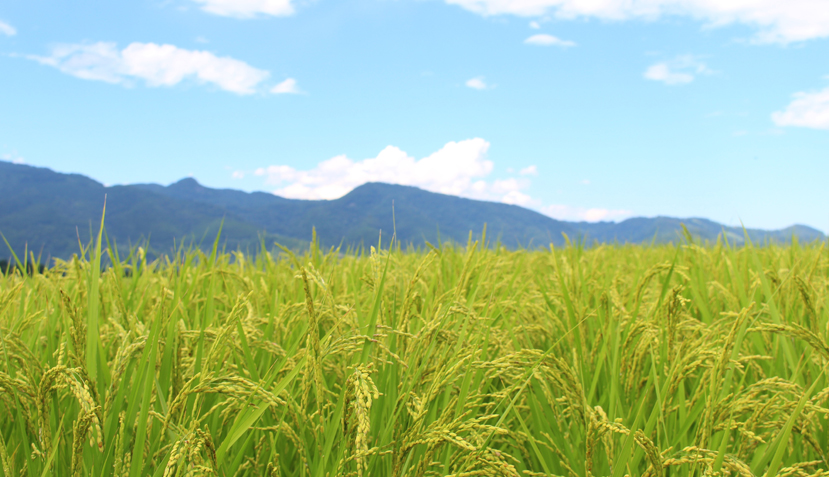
xmin=232 ymin=170 xmax=245 ymax=179
xmin=492 ymin=178 xmax=538 ymax=206
xmin=771 ymin=87 xmax=829 ymax=130
xmin=492 ymin=177 xmax=533 ymax=195
xmin=29 ymin=42 xmax=273 ymax=95
xmin=271 ymin=77 xmax=302 ymax=94
xmin=444 ymin=0 xmax=829 ymax=43
xmin=0 ymin=19 xmax=15 ymax=36
xmin=466 ymin=77 xmax=489 ymax=90
xmin=501 ymin=190 xmax=536 ymax=206
xmin=255 ymin=139 xmax=504 ymax=200
xmin=192 ymin=0 xmax=294 ymax=18
xmin=252 ymin=138 xmax=634 ymax=221
xmin=524 ymin=34 xmax=576 ymax=47
xmin=1 ymin=153 xmax=25 ymax=164
xmin=529 ymin=21 xmax=541 ymax=29
xmin=542 ymin=204 xmax=632 ymax=222
xmin=644 ymin=55 xmax=712 ymax=85
xmin=254 ymin=139 xmax=543 ymax=207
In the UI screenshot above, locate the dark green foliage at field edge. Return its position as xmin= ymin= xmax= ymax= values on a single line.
xmin=0 ymin=259 xmax=45 ymax=275
xmin=0 ymin=237 xmax=828 ymax=476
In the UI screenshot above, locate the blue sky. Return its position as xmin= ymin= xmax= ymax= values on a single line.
xmin=1 ymin=0 xmax=828 ymax=231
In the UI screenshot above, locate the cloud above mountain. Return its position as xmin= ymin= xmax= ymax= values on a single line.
xmin=542 ymin=204 xmax=633 ymax=222
xmin=249 ymin=139 xmax=628 ymax=222
xmin=254 ymin=139 xmax=514 ymax=200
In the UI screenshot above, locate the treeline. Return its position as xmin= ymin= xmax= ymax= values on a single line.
xmin=0 ymin=259 xmax=46 ymax=275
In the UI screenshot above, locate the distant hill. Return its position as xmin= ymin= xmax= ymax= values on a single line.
xmin=0 ymin=160 xmax=824 ymax=262
xmin=0 ymin=161 xmax=304 ymax=260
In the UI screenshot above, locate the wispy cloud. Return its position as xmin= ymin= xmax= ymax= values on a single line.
xmin=644 ymin=55 xmax=712 ymax=85
xmin=192 ymin=0 xmax=295 ymax=18
xmin=0 ymin=19 xmax=16 ymax=36
xmin=772 ymin=86 xmax=829 ymax=130
xmin=465 ymin=76 xmax=489 ymax=90
xmin=270 ymin=77 xmax=302 ymax=94
xmin=519 ymin=165 xmax=538 ymax=176
xmin=524 ymin=34 xmax=576 ymax=47
xmin=644 ymin=64 xmax=694 ymax=85
xmin=529 ymin=21 xmax=541 ymax=29
xmin=445 ymin=0 xmax=829 ymax=43
xmin=28 ymin=42 xmax=280 ymax=95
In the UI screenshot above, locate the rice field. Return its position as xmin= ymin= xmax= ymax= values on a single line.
xmin=1 ymin=229 xmax=828 ymax=477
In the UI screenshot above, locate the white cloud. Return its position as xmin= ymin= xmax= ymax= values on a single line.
xmin=255 ymin=139 xmax=504 ymax=200
xmin=529 ymin=21 xmax=541 ymax=29
xmin=492 ymin=177 xmax=532 ymax=195
xmin=771 ymin=87 xmax=829 ymax=130
xmin=644 ymin=55 xmax=711 ymax=85
xmin=29 ymin=42 xmax=272 ymax=95
xmin=466 ymin=77 xmax=489 ymax=90
xmin=542 ymin=204 xmax=632 ymax=222
xmin=0 ymin=19 xmax=15 ymax=36
xmin=524 ymin=34 xmax=576 ymax=47
xmin=253 ymin=139 xmax=546 ymax=208
xmin=644 ymin=64 xmax=694 ymax=84
xmin=501 ymin=190 xmax=537 ymax=206
xmin=232 ymin=170 xmax=245 ymax=179
xmin=192 ymin=0 xmax=294 ymax=18
xmin=445 ymin=0 xmax=829 ymax=43
xmin=271 ymin=77 xmax=302 ymax=94
xmin=2 ymin=153 xmax=25 ymax=164
xmin=252 ymin=138 xmax=634 ymax=221
xmin=519 ymin=165 xmax=538 ymax=175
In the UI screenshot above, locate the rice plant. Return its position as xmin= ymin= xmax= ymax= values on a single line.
xmin=0 ymin=228 xmax=828 ymax=476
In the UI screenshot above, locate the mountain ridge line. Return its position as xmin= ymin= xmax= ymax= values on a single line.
xmin=0 ymin=160 xmax=824 ymax=260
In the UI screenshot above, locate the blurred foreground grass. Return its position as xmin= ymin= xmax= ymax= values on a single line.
xmin=1 ymin=231 xmax=828 ymax=477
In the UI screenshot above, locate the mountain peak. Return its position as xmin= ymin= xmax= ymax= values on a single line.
xmin=1 ymin=166 xmax=825 ymax=261
xmin=170 ymin=177 xmax=202 ymax=188
xmin=343 ymin=182 xmax=423 ymax=197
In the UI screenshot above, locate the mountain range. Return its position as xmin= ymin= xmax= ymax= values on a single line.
xmin=0 ymin=160 xmax=824 ymax=262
